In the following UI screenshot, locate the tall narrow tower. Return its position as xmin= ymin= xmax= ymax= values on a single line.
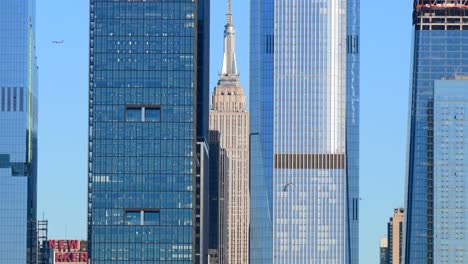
xmin=250 ymin=0 xmax=360 ymax=263
xmin=209 ymin=0 xmax=250 ymax=262
xmin=0 ymin=1 xmax=38 ymax=263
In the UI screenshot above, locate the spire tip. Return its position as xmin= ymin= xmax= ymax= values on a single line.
xmin=227 ymin=0 xmax=232 ymax=24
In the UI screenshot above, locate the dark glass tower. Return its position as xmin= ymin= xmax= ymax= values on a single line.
xmin=249 ymin=0 xmax=359 ymax=263
xmin=0 ymin=0 xmax=38 ymax=263
xmin=404 ymin=1 xmax=468 ymax=263
xmin=88 ymin=1 xmax=209 ymax=263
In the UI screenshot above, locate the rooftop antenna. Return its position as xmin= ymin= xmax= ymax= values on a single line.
xmin=227 ymin=0 xmax=232 ymax=24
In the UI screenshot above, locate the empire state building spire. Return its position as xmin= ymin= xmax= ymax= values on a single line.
xmin=227 ymin=0 xmax=232 ymax=25
xmin=221 ymin=0 xmax=238 ymax=76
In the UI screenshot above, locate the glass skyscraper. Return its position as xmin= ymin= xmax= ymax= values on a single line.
xmin=404 ymin=1 xmax=468 ymax=263
xmin=0 ymin=0 xmax=38 ymax=263
xmin=250 ymin=0 xmax=360 ymax=263
xmin=88 ymin=0 xmax=209 ymax=263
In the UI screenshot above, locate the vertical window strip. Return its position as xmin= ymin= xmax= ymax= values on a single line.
xmin=353 ymin=36 xmax=357 ymax=54
xmin=269 ymin=35 xmax=272 ymax=53
xmin=347 ymin=35 xmax=359 ymax=54
xmin=1 ymin=87 xmax=4 ymax=111
xmin=266 ymin=35 xmax=274 ymax=54
xmin=20 ymin=87 xmax=24 ymax=112
xmin=7 ymin=87 xmax=11 ymax=112
xmin=347 ymin=36 xmax=351 ymax=54
xmin=13 ymin=87 xmax=17 ymax=112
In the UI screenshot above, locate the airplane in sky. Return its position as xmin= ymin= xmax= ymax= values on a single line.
xmin=52 ymin=40 xmax=64 ymax=44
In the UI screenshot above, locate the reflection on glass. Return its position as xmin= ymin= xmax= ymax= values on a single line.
xmin=145 ymin=108 xmax=161 ymax=122
xmin=144 ymin=211 xmax=160 ymax=225
xmin=126 ymin=108 xmax=142 ymax=122
xmin=125 ymin=211 xmax=141 ymax=225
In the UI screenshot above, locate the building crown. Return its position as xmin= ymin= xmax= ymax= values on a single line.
xmin=221 ymin=0 xmax=238 ymax=76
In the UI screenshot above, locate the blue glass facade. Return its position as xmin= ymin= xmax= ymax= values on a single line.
xmin=250 ymin=0 xmax=359 ymax=263
xmin=249 ymin=0 xmax=274 ymax=262
xmin=433 ymin=80 xmax=468 ymax=263
xmin=404 ymin=3 xmax=468 ymax=263
xmin=0 ymin=0 xmax=38 ymax=263
xmin=88 ymin=0 xmax=209 ymax=263
xmin=346 ymin=1 xmax=360 ymax=263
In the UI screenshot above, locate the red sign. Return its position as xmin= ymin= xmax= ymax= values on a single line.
xmin=49 ymin=240 xmax=81 ymax=250
xmin=48 ymin=240 xmax=88 ymax=263
xmin=55 ymin=252 xmax=88 ymax=263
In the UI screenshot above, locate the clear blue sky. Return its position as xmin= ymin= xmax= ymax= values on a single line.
xmin=37 ymin=1 xmax=412 ymax=263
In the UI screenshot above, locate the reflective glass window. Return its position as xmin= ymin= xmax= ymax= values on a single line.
xmin=126 ymin=108 xmax=142 ymax=122
xmin=144 ymin=211 xmax=160 ymax=225
xmin=145 ymin=108 xmax=161 ymax=122
xmin=125 ymin=211 xmax=141 ymax=225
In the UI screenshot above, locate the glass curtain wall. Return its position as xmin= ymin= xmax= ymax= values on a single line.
xmin=88 ymin=1 xmax=209 ymax=263
xmin=404 ymin=2 xmax=468 ymax=263
xmin=250 ymin=0 xmax=359 ymax=263
xmin=0 ymin=0 xmax=38 ymax=263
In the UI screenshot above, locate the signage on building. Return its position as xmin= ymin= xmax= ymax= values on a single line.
xmin=48 ymin=240 xmax=88 ymax=263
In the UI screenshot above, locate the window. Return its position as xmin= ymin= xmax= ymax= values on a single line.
xmin=125 ymin=209 xmax=160 ymax=225
xmin=11 ymin=163 xmax=27 ymax=176
xmin=1 ymin=87 xmax=4 ymax=111
xmin=126 ymin=105 xmax=161 ymax=122
xmin=13 ymin=87 xmax=17 ymax=111
xmin=145 ymin=107 xmax=161 ymax=122
xmin=20 ymin=87 xmax=24 ymax=111
xmin=125 ymin=211 xmax=141 ymax=225
xmin=0 ymin=154 xmax=9 ymax=168
xmin=144 ymin=211 xmax=160 ymax=225
xmin=126 ymin=107 xmax=142 ymax=122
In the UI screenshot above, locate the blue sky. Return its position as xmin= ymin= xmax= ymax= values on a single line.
xmin=37 ymin=1 xmax=412 ymax=263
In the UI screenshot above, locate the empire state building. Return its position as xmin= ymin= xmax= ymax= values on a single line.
xmin=209 ymin=0 xmax=250 ymax=263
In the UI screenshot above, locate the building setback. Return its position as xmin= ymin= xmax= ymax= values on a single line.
xmin=87 ymin=0 xmax=210 ymax=263
xmin=404 ymin=1 xmax=468 ymax=263
xmin=249 ymin=0 xmax=360 ymax=263
xmin=0 ymin=0 xmax=38 ymax=263
xmin=209 ymin=1 xmax=250 ymax=263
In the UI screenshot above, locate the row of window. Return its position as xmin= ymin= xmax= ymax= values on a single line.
xmin=1 ymin=86 xmax=24 ymax=112
xmin=126 ymin=106 xmax=161 ymax=122
xmin=125 ymin=210 xmax=160 ymax=225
